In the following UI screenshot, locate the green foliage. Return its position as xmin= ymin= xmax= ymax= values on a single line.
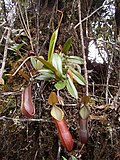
xmin=70 ymin=67 xmax=86 ymax=85
xmin=48 ymin=29 xmax=58 ymax=63
xmin=52 ymin=53 xmax=63 ymax=77
xmin=36 ymin=69 xmax=55 ymax=80
xmin=71 ymin=155 xmax=77 ymax=160
xmin=8 ymin=43 xmax=24 ymax=52
xmin=66 ymin=56 xmax=84 ymax=65
xmin=62 ymin=38 xmax=72 ymax=53
xmin=62 ymin=156 xmax=67 ymax=160
xmin=30 ymin=57 xmax=43 ymax=70
xmin=31 ymin=30 xmax=85 ymax=99
xmin=66 ymin=74 xmax=78 ymax=99
xmin=35 ymin=56 xmax=58 ymax=74
xmin=54 ymin=81 xmax=66 ymax=90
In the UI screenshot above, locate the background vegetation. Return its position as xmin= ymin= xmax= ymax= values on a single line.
xmin=0 ymin=0 xmax=119 ymax=159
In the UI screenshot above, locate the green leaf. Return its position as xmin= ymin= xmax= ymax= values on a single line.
xmin=31 ymin=57 xmax=36 ymax=69
xmin=48 ymin=29 xmax=58 ymax=63
xmin=70 ymin=67 xmax=86 ymax=85
xmin=66 ymin=74 xmax=78 ymax=99
xmin=62 ymin=156 xmax=67 ymax=160
xmin=67 ymin=56 xmax=84 ymax=65
xmin=31 ymin=57 xmax=44 ymax=70
xmin=38 ymin=68 xmax=54 ymax=74
xmin=37 ymin=68 xmax=55 ymax=79
xmin=16 ymin=43 xmax=24 ymax=51
xmin=62 ymin=38 xmax=72 ymax=53
xmin=52 ymin=53 xmax=63 ymax=76
xmin=35 ymin=56 xmax=62 ymax=80
xmin=36 ymin=75 xmax=54 ymax=80
xmin=54 ymin=81 xmax=66 ymax=90
xmin=35 ymin=56 xmax=57 ymax=72
xmin=71 ymin=155 xmax=77 ymax=160
xmin=8 ymin=43 xmax=24 ymax=52
xmin=36 ymin=59 xmax=44 ymax=70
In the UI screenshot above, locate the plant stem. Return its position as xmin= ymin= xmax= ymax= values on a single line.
xmin=0 ymin=28 xmax=11 ymax=79
xmin=78 ymin=0 xmax=88 ymax=96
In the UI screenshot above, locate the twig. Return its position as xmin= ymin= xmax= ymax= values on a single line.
xmin=74 ymin=0 xmax=106 ymax=29
xmin=88 ymin=83 xmax=118 ymax=88
xmin=0 ymin=3 xmax=15 ymax=79
xmin=92 ymin=82 xmax=95 ymax=96
xmin=17 ymin=2 xmax=29 ymax=37
xmin=0 ymin=91 xmax=21 ymax=96
xmin=6 ymin=56 xmax=33 ymax=77
xmin=57 ymin=141 xmax=61 ymax=160
xmin=24 ymin=3 xmax=34 ymax=51
xmin=36 ymin=11 xmax=40 ymax=54
xmin=0 ymin=28 xmax=11 ymax=79
xmin=0 ymin=28 xmax=7 ymax=45
xmin=34 ymin=150 xmax=38 ymax=160
xmin=78 ymin=0 xmax=88 ymax=96
xmin=17 ymin=1 xmax=34 ymax=51
xmin=0 ymin=21 xmax=6 ymax=27
xmin=106 ymin=51 xmax=113 ymax=104
xmin=57 ymin=10 xmax=63 ymax=29
xmin=0 ymin=116 xmax=53 ymax=122
xmin=2 ymin=0 xmax=8 ymax=22
xmin=17 ymin=7 xmax=29 ymax=37
xmin=112 ymin=71 xmax=120 ymax=106
xmin=80 ymin=144 xmax=85 ymax=153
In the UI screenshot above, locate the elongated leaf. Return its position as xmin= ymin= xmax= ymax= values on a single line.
xmin=36 ymin=56 xmax=61 ymax=80
xmin=36 ymin=75 xmax=54 ymax=80
xmin=38 ymin=68 xmax=54 ymax=74
xmin=67 ymin=56 xmax=84 ymax=64
xmin=16 ymin=43 xmax=25 ymax=51
xmin=48 ymin=29 xmax=58 ymax=63
xmin=40 ymin=72 xmax=55 ymax=78
xmin=62 ymin=38 xmax=72 ymax=53
xmin=71 ymin=156 xmax=77 ymax=160
xmin=37 ymin=68 xmax=55 ymax=80
xmin=66 ymin=74 xmax=78 ymax=99
xmin=62 ymin=156 xmax=67 ymax=160
xmin=52 ymin=53 xmax=63 ymax=76
xmin=31 ymin=57 xmax=36 ymax=69
xmin=35 ymin=56 xmax=57 ymax=72
xmin=31 ymin=57 xmax=44 ymax=70
xmin=70 ymin=67 xmax=86 ymax=85
xmin=36 ymin=59 xmax=44 ymax=70
xmin=67 ymin=69 xmax=73 ymax=81
xmin=8 ymin=43 xmax=24 ymax=52
xmin=54 ymin=81 xmax=66 ymax=90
